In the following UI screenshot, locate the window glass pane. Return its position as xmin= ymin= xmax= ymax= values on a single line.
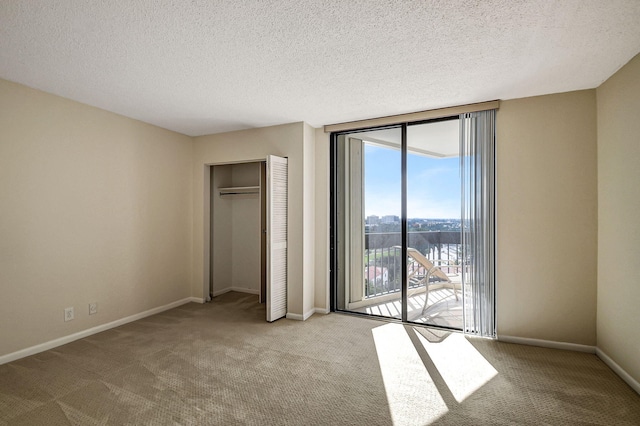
xmin=334 ymin=127 xmax=402 ymax=319
xmin=406 ymin=119 xmax=462 ymax=329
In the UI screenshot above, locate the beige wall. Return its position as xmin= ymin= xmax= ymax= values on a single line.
xmin=192 ymin=123 xmax=315 ymax=317
xmin=0 ymin=78 xmax=193 ymax=357
xmin=314 ymin=128 xmax=330 ymax=312
xmin=596 ymin=53 xmax=640 ymax=382
xmin=302 ymin=123 xmax=316 ymax=315
xmin=2 ymin=55 xmax=636 ymax=387
xmin=312 ymin=92 xmax=599 ymax=345
xmin=496 ymin=91 xmax=598 ymax=345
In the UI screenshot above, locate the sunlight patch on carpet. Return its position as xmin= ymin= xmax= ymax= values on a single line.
xmin=413 ymin=330 xmax=497 ymax=403
xmin=372 ymin=323 xmax=448 ymax=425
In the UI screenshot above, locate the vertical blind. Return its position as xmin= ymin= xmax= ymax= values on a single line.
xmin=460 ymin=110 xmax=496 ymax=337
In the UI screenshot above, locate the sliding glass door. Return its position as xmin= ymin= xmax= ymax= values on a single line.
xmin=333 ymin=127 xmax=403 ymax=319
xmin=406 ymin=119 xmax=463 ymax=328
xmin=331 ymin=110 xmax=495 ymax=336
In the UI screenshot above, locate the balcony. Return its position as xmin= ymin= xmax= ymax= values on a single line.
xmin=354 ymin=287 xmax=463 ymax=329
xmin=353 ymin=231 xmax=463 ymax=329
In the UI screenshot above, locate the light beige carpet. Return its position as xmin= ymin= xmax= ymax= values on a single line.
xmin=0 ymin=291 xmax=638 ymax=425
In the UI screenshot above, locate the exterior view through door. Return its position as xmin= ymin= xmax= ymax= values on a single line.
xmin=331 ymin=110 xmax=496 ymax=337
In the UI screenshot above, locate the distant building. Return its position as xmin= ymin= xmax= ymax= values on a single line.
xmin=366 ymin=215 xmax=380 ymax=225
xmin=381 ymin=215 xmax=399 ymax=224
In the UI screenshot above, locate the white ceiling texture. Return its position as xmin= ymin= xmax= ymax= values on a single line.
xmin=1 ymin=1 xmax=639 ymax=137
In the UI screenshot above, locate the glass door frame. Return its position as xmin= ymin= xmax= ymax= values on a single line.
xmin=329 ymin=116 xmax=460 ymax=327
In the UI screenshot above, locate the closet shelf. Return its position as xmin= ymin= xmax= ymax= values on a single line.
xmin=218 ymin=186 xmax=260 ymax=196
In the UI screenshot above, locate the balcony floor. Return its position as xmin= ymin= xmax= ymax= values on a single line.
xmin=353 ymin=287 xmax=463 ymax=330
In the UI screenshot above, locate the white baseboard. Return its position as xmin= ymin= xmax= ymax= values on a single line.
xmin=497 ymin=335 xmax=596 ymax=353
xmin=286 ymin=309 xmax=315 ymax=321
xmin=596 ymin=348 xmax=640 ymax=395
xmin=188 ymin=297 xmax=205 ymax=304
xmin=493 ymin=335 xmax=640 ymax=395
xmin=0 ymin=297 xmax=195 ymax=366
xmin=314 ymin=307 xmax=330 ymax=315
xmin=212 ymin=287 xmax=260 ymax=297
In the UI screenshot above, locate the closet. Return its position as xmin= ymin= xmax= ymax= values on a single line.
xmin=210 ymin=156 xmax=288 ymax=322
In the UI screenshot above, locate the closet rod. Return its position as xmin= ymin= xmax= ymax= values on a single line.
xmin=219 ymin=191 xmax=260 ymax=196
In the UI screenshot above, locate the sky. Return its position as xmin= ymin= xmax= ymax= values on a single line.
xmin=364 ymin=143 xmax=461 ymax=219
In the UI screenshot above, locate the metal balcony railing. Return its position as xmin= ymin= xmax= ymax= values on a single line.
xmin=364 ymin=231 xmax=462 ymax=299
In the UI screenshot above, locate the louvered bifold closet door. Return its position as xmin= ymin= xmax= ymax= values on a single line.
xmin=266 ymin=155 xmax=288 ymax=322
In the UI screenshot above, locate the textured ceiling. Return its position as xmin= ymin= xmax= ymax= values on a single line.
xmin=1 ymin=1 xmax=639 ymax=136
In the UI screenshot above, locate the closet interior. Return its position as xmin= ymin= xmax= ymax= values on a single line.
xmin=210 ymin=161 xmax=267 ymax=302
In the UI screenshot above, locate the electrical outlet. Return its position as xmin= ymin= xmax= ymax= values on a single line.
xmin=89 ymin=303 xmax=97 ymax=315
xmin=64 ymin=307 xmax=74 ymax=322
